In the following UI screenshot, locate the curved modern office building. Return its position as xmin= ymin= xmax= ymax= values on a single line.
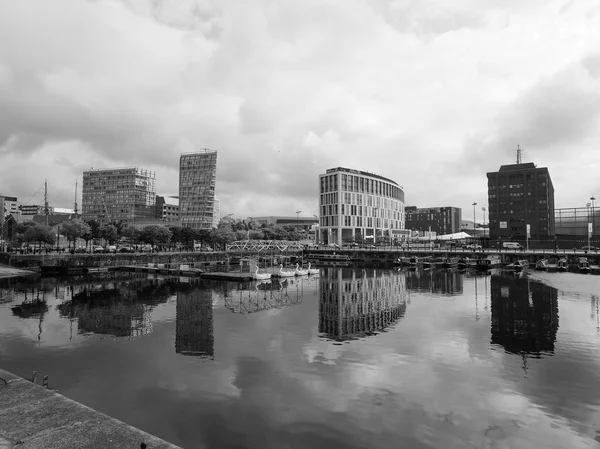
xmin=318 ymin=167 xmax=405 ymax=246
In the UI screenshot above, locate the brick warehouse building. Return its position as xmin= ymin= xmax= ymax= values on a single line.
xmin=486 ymin=161 xmax=555 ymax=243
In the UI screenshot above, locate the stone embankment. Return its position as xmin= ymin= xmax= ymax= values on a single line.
xmin=0 ymin=368 xmax=180 ymax=449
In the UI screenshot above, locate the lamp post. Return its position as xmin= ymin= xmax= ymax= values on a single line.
xmin=472 ymin=202 xmax=477 ymax=246
xmin=587 ymin=202 xmax=592 ymax=250
xmin=592 ymin=196 xmax=596 ymax=244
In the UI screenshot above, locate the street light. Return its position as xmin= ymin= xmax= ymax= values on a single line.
xmin=591 ymin=196 xmax=596 ymax=243
xmin=472 ymin=202 xmax=477 ymax=245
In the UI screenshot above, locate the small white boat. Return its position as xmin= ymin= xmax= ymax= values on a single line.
xmin=254 ymin=265 xmax=272 ymax=280
xmin=535 ymin=259 xmax=549 ymax=271
xmin=278 ymin=264 xmax=296 ymax=277
xmin=307 ymin=262 xmax=319 ymax=275
xmin=557 ymin=258 xmax=569 ymax=272
xmin=295 ymin=263 xmax=309 ymax=276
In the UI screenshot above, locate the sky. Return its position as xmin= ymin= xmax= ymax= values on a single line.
xmin=1 ymin=0 xmax=600 ymax=221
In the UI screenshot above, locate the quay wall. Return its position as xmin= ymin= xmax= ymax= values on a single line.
xmin=6 ymin=251 xmax=228 ymax=270
xmin=0 ymin=367 xmax=180 ymax=449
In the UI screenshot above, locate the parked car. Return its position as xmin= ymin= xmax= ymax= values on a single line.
xmin=581 ymin=245 xmax=599 ymax=251
xmin=138 ymin=244 xmax=153 ymax=252
xmin=92 ymin=245 xmax=104 ymax=253
xmin=105 ymin=245 xmax=117 ymax=253
xmin=118 ymin=246 xmax=135 ymax=253
xmin=73 ymin=247 xmax=86 ymax=254
xmin=465 ymin=244 xmax=482 ymax=250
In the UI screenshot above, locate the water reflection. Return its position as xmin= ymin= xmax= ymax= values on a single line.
xmin=175 ymin=287 xmax=214 ymax=357
xmin=223 ymin=278 xmax=304 ymax=314
xmin=318 ymin=267 xmax=407 ymax=341
xmin=403 ymin=268 xmax=464 ymax=295
xmin=490 ymin=274 xmax=559 ymax=359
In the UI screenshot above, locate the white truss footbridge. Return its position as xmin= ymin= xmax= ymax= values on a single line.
xmin=226 ymin=240 xmax=305 ymax=252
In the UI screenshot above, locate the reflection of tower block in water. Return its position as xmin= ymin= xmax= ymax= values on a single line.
xmin=176 ymin=290 xmax=214 ymax=357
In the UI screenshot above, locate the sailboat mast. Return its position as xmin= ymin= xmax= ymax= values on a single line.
xmin=44 ymin=180 xmax=49 ymax=225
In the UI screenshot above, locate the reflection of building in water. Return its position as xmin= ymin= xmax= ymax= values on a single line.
xmin=319 ymin=267 xmax=407 ymax=341
xmin=59 ymin=287 xmax=154 ymax=338
xmin=176 ymin=288 xmax=214 ymax=357
xmin=404 ymin=269 xmax=463 ymax=295
xmin=76 ymin=302 xmax=152 ymax=337
xmin=490 ymin=275 xmax=558 ymax=355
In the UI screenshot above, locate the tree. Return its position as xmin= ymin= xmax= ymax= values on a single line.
xmin=61 ymin=219 xmax=91 ymax=250
xmin=23 ymin=223 xmax=55 ymax=246
xmin=139 ymin=225 xmax=172 ymax=249
xmin=122 ymin=226 xmax=141 ymax=244
xmin=101 ymin=224 xmax=118 ymax=244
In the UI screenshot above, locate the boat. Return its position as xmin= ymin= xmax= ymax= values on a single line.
xmin=408 ymin=256 xmax=428 ymax=267
xmin=294 ymin=263 xmax=309 ymax=276
xmin=307 ymin=263 xmax=319 ymax=275
xmin=556 ymin=258 xmax=569 ymax=272
xmin=254 ymin=265 xmax=272 ymax=280
xmin=535 ymin=259 xmax=549 ymax=271
xmin=577 ymin=257 xmax=591 ymax=274
xmin=277 ymin=264 xmax=296 ymax=277
xmin=475 ymin=254 xmax=502 ymax=271
xmin=441 ymin=257 xmax=459 ymax=269
xmin=508 ymin=259 xmax=529 ymax=271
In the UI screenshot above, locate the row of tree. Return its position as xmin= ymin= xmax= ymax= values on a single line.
xmin=11 ymin=218 xmax=308 ymax=250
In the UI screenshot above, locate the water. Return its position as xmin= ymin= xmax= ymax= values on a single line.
xmin=1 ymin=268 xmax=600 ymax=449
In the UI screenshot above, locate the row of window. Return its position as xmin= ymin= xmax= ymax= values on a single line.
xmin=320 ymin=173 xmax=405 ymax=202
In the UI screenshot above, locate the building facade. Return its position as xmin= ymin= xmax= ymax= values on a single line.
xmin=179 ymin=150 xmax=218 ymax=230
xmin=487 ymin=162 xmax=555 ymax=242
xmin=405 ymin=206 xmax=462 ymax=235
xmin=318 ymin=167 xmax=405 ymax=245
xmin=1 ymin=196 xmax=19 ymax=218
xmin=20 ymin=204 xmax=45 ymax=216
xmin=82 ymin=167 xmax=156 ymax=224
xmin=555 ymin=206 xmax=599 ymax=238
xmin=155 ymin=196 xmax=180 ymax=224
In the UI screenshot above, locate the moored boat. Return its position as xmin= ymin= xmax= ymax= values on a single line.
xmin=577 ymin=257 xmax=591 ymax=274
xmin=509 ymin=259 xmax=529 ymax=271
xmin=441 ymin=257 xmax=459 ymax=269
xmin=535 ymin=259 xmax=549 ymax=271
xmin=475 ymin=254 xmax=502 ymax=270
xmin=556 ymin=258 xmax=568 ymax=272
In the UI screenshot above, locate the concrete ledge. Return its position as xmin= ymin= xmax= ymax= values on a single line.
xmin=0 ymin=369 xmax=180 ymax=449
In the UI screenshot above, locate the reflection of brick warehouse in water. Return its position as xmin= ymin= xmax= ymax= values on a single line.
xmin=490 ymin=275 xmax=558 ymax=354
xmin=319 ymin=268 xmax=407 ymax=341
xmin=176 ymin=289 xmax=214 ymax=357
xmin=405 ymin=269 xmax=463 ymax=295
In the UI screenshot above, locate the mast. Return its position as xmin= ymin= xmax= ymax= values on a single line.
xmin=516 ymin=145 xmax=522 ymax=164
xmin=44 ymin=179 xmax=49 ymax=225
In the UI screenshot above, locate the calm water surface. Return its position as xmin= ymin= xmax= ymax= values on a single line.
xmin=1 ymin=268 xmax=600 ymax=449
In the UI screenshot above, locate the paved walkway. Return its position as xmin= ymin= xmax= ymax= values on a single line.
xmin=0 ymin=369 xmax=180 ymax=449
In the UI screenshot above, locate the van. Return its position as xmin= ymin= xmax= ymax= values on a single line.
xmin=502 ymin=242 xmax=523 ymax=250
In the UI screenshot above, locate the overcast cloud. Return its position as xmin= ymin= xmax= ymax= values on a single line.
xmin=1 ymin=0 xmax=599 ymax=219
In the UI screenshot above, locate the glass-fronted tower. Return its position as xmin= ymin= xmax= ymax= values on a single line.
xmin=82 ymin=167 xmax=156 ymax=224
xmin=179 ymin=150 xmax=217 ymax=229
xmin=318 ymin=167 xmax=405 ymax=246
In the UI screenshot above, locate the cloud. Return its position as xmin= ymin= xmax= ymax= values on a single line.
xmin=1 ymin=0 xmax=600 ymax=217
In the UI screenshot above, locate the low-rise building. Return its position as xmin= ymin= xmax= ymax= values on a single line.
xmin=405 ymin=206 xmax=462 ymax=235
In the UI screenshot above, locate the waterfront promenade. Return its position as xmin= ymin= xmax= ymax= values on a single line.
xmin=0 ymin=368 xmax=180 ymax=449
